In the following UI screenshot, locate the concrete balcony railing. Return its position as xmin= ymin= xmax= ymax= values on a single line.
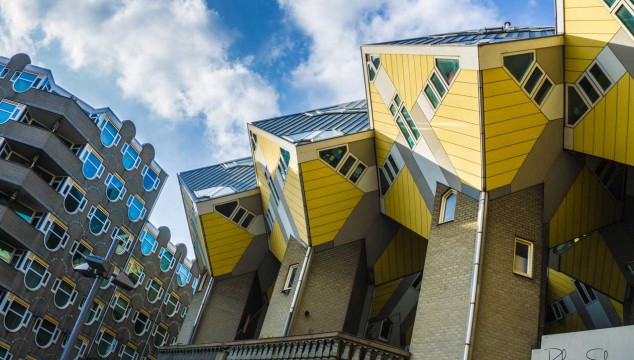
xmin=158 ymin=332 xmax=410 ymax=360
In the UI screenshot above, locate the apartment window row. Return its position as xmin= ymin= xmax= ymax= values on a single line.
xmin=318 ymin=145 xmax=368 ymax=185
xmin=366 ymin=54 xmax=381 ymax=82
xmin=503 ymin=52 xmax=554 ymax=107
xmin=566 ymin=59 xmax=615 ymax=126
xmin=390 ymin=94 xmax=421 ymax=149
xmin=378 ymin=152 xmax=404 ymax=197
xmin=278 ymin=148 xmax=291 ymax=181
xmin=214 ymin=200 xmax=255 ymax=230
xmin=602 ymin=0 xmax=634 ymax=39
xmin=422 ymin=58 xmax=460 ymax=111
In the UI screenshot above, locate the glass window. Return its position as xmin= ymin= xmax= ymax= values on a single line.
xmin=349 ymin=163 xmax=367 ymax=184
xmin=283 ymin=264 xmax=298 ymax=292
xmin=124 ymin=258 xmax=145 ymax=288
xmin=578 ymin=76 xmax=600 ymax=104
xmin=503 ymin=53 xmax=534 ymax=82
xmin=104 ymin=173 xmax=126 ymax=202
xmin=159 ymin=248 xmax=175 ymax=272
xmin=32 ymin=316 xmax=60 ymax=349
xmin=12 ymin=71 xmax=40 ymax=92
xmin=379 ymin=168 xmax=389 ymax=196
xmin=79 ymin=146 xmax=104 ymax=180
xmin=430 ymin=72 xmax=446 ymax=97
xmin=265 ymin=207 xmax=275 ymax=231
xmin=182 ymin=307 xmax=189 ymax=318
xmin=40 ymin=216 xmax=69 ymax=252
xmin=338 ymin=156 xmax=357 ymax=177
xmin=51 ymin=277 xmax=77 ymax=309
xmin=240 ymin=213 xmax=255 ymax=229
xmin=534 ymin=78 xmax=553 ymax=105
xmin=0 ymin=293 xmax=31 ymax=332
xmin=366 ymin=54 xmax=381 ymax=82
xmin=435 ymin=58 xmax=460 ymax=85
xmin=99 ymin=119 xmax=120 ymax=147
xmin=63 ymin=336 xmax=88 ymax=360
xmin=401 ymin=107 xmax=421 ymax=140
xmin=176 ymin=263 xmax=191 ymax=287
xmin=87 ymin=206 xmax=110 ymax=235
xmin=126 ymin=195 xmax=146 ymax=222
xmin=21 ymin=255 xmax=50 ymax=291
xmin=0 ymin=240 xmax=15 ymax=265
xmin=589 ymin=63 xmax=612 ymax=91
xmin=153 ymin=324 xmax=168 ymax=347
xmin=133 ymin=310 xmax=150 ymax=336
xmin=141 ymin=165 xmax=160 ymax=192
xmin=573 ymin=280 xmax=598 ymax=305
xmin=265 ymin=170 xmax=280 ymax=205
xmin=140 ymin=227 xmax=158 ymax=256
xmin=424 ymin=85 xmax=440 ymax=109
xmin=616 ymin=5 xmax=634 ymax=35
xmin=97 ymin=327 xmax=118 ymax=358
xmin=232 ymin=207 xmax=247 ymax=223
xmin=567 ymin=86 xmax=589 ymax=125
xmin=145 ymin=278 xmax=164 ymax=304
xmin=215 ymin=201 xmax=238 ymax=218
xmin=70 ymin=240 xmax=92 ymax=268
xmin=121 ymin=143 xmax=141 ymax=171
xmin=79 ymin=297 xmax=104 ymax=325
xmin=440 ymin=190 xmax=457 ymax=223
xmin=119 ymin=344 xmax=138 ymax=360
xmin=0 ymin=341 xmax=9 ymax=360
xmin=0 ymin=100 xmax=19 ymax=124
xmin=192 ymin=277 xmax=200 ymax=293
xmin=319 ymin=146 xmax=347 ymax=169
xmin=523 ymin=67 xmax=543 ymax=94
xmin=60 ymin=179 xmax=87 ymax=214
xmin=603 ymin=0 xmax=616 ymax=7
xmin=513 ymin=238 xmax=533 ymax=277
xmin=278 ymin=148 xmax=291 ymax=181
xmin=395 ymin=116 xmax=415 ymax=148
xmin=0 ymin=65 xmax=8 ymax=79
xmin=111 ymin=292 xmax=131 ymax=322
xmin=164 ymin=292 xmax=180 ymax=317
xmin=113 ymin=227 xmax=133 ymax=255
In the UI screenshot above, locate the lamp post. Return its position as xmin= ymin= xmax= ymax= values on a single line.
xmin=60 ymin=239 xmax=136 ymax=360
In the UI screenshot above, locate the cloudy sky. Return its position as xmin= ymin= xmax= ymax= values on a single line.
xmin=0 ymin=0 xmax=554 ymax=258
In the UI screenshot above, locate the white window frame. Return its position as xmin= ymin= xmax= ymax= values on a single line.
xmin=10 ymin=70 xmax=46 ymax=93
xmin=575 ymin=73 xmax=602 ymax=107
xmin=126 ymin=195 xmax=147 ymax=222
xmin=132 ymin=310 xmax=150 ymax=336
xmin=69 ymin=240 xmax=93 ymax=267
xmin=79 ymin=297 xmax=104 ymax=326
xmin=513 ymin=237 xmax=533 ymax=278
xmin=124 ymin=258 xmax=145 ymax=288
xmin=152 ymin=323 xmax=169 ymax=347
xmin=141 ymin=165 xmax=160 ymax=192
xmin=377 ymin=319 xmax=392 ymax=342
xmin=32 ymin=316 xmax=60 ymax=349
xmin=104 ymin=173 xmax=127 ymax=202
xmin=113 ymin=227 xmax=134 ymax=255
xmin=181 ymin=306 xmax=189 ymax=318
xmin=264 ymin=170 xmax=280 ymax=206
xmin=16 ymin=252 xmax=51 ymax=291
xmin=96 ymin=327 xmax=118 ymax=358
xmin=51 ymin=277 xmax=78 ymax=309
xmin=58 ymin=178 xmax=87 ymax=215
xmin=87 ymin=206 xmax=111 ymax=236
xmin=439 ymin=189 xmax=457 ymax=224
xmin=175 ymin=263 xmax=192 ymax=287
xmin=139 ymin=228 xmax=159 ymax=256
xmin=158 ymin=248 xmax=176 ymax=272
xmin=145 ymin=278 xmax=165 ymax=304
xmin=118 ymin=343 xmax=139 ymax=360
xmin=163 ymin=292 xmax=181 ymax=318
xmin=78 ymin=145 xmax=105 ymax=180
xmin=366 ymin=54 xmax=381 ymax=83
xmin=61 ymin=335 xmax=88 ymax=360
xmin=551 ymin=299 xmax=570 ymax=320
xmin=573 ymin=280 xmax=598 ymax=305
xmin=0 ymin=340 xmax=12 ymax=360
xmin=0 ymin=100 xmax=24 ymax=125
xmin=37 ymin=214 xmax=70 ymax=252
xmin=0 ymin=292 xmax=31 ymax=332
xmin=278 ymin=148 xmax=291 ymax=181
xmin=110 ymin=291 xmax=131 ymax=322
xmin=121 ymin=142 xmax=141 ymax=171
xmin=98 ymin=117 xmax=121 ymax=148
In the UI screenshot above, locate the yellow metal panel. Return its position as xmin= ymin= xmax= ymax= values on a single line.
xmin=374 ymin=131 xmax=394 ymax=166
xmin=373 ymin=226 xmax=427 ymax=285
xmin=547 ymin=269 xmax=576 ymax=304
xmin=258 ymin=135 xmax=281 ymax=175
xmin=615 ymin=76 xmax=630 ymax=163
xmin=381 ymin=54 xmax=433 ymax=111
xmin=269 ymin=221 xmax=286 ymax=262
xmin=283 ymin=165 xmax=308 ymax=244
xmin=384 ymin=166 xmax=432 ymax=238
xmin=370 ymin=279 xmax=402 ymax=318
xmin=611 ymin=298 xmax=624 ymax=323
xmin=201 ymin=212 xmax=254 ymax=277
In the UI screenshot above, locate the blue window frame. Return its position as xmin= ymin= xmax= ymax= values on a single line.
xmin=141 ymin=165 xmax=160 ymax=192
xmin=0 ymin=100 xmax=21 ymax=124
xmin=140 ymin=227 xmax=158 ymax=256
xmin=175 ymin=264 xmax=191 ymax=287
xmin=104 ymin=173 xmax=126 ymax=202
xmin=11 ymin=71 xmax=42 ymax=92
xmin=121 ymin=143 xmax=141 ymax=171
xmin=79 ymin=146 xmax=104 ymax=180
xmin=99 ymin=118 xmax=120 ymax=148
xmin=126 ymin=195 xmax=146 ymax=222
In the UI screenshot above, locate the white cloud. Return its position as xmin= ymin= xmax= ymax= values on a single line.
xmin=278 ymin=0 xmax=502 ymax=106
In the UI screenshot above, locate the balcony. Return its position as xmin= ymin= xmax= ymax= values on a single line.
xmin=158 ymin=332 xmax=410 ymax=360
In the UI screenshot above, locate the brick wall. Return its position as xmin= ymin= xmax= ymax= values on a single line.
xmin=471 ymin=185 xmax=543 ymax=359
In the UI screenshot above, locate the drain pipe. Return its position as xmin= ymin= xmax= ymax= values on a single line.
xmin=187 ymin=274 xmax=214 ymax=343
xmin=282 ymin=246 xmax=312 ymax=336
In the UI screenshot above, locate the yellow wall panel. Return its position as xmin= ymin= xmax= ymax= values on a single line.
xmin=201 ymin=212 xmax=254 ymax=277
xmin=559 ymin=231 xmax=627 ymax=302
xmin=381 ymin=54 xmax=432 ymax=111
xmin=383 ymin=166 xmax=432 ymax=238
xmin=547 ymin=269 xmax=576 ymax=304
xmin=283 ymin=164 xmax=308 ymax=244
xmin=610 ymin=298 xmax=624 ymax=323
xmin=370 ymin=279 xmax=402 ymax=318
xmin=269 ymin=221 xmax=287 ymax=262
xmin=373 ymin=226 xmax=427 ymax=285
xmin=258 ymin=134 xmax=281 ymax=175
xmin=548 ymin=167 xmax=622 ymax=248
xmin=301 ymin=160 xmax=364 ymax=246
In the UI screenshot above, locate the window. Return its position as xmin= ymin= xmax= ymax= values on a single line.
xmin=15 ymin=252 xmax=51 ymax=291
xmin=0 ymin=100 xmax=24 ymax=124
xmin=503 ymin=53 xmax=534 ymax=82
xmin=159 ymin=247 xmax=175 ymax=272
xmin=124 ymin=258 xmax=145 ymax=288
xmin=79 ymin=145 xmax=105 ymax=180
xmin=191 ymin=276 xmax=200 ymax=293
xmin=265 ymin=207 xmax=275 ymax=232
xmin=626 ymin=261 xmax=634 ymax=275
xmin=126 ymin=195 xmax=146 ymax=222
xmin=436 ymin=58 xmax=460 ymax=85
xmin=0 ymin=292 xmax=31 ymax=332
xmin=0 ymin=240 xmax=15 ymax=265
xmin=389 ymin=94 xmax=420 ymax=149
xmin=265 ymin=170 xmax=280 ymax=205
xmin=589 ymin=62 xmax=612 ymax=91
xmin=366 ymin=54 xmax=380 ymax=82
xmin=87 ymin=206 xmax=110 ymax=235
xmin=250 ymin=132 xmax=258 ymax=150
xmin=534 ymin=78 xmax=553 ymax=105
xmin=139 ymin=226 xmax=158 ymax=256
xmin=111 ymin=291 xmax=131 ymax=322
xmin=523 ymin=66 xmax=543 ymax=94
xmin=176 ymin=263 xmax=192 ymax=287
xmin=113 ymin=227 xmax=134 ymax=255
xmin=573 ymin=280 xmax=598 ymax=305
xmin=0 ymin=65 xmax=8 ymax=79
xmin=121 ymin=142 xmax=141 ymax=171
xmin=378 ymin=153 xmax=403 ymax=197
xmin=214 ymin=201 xmax=255 ymax=228
xmin=70 ymin=240 xmax=93 ymax=268
xmin=145 ymin=278 xmax=164 ymax=304
xmin=119 ymin=343 xmax=139 ymax=360
xmin=164 ymin=292 xmax=181 ymax=317
xmin=141 ymin=165 xmax=160 ymax=192
xmin=11 ymin=71 xmax=46 ymax=92
xmin=0 ymin=341 xmax=10 ymax=360
xmin=424 ymin=84 xmax=440 ymax=109
xmin=503 ymin=52 xmax=553 ymax=106
xmin=578 ymin=75 xmax=600 ymax=104
xmin=96 ymin=327 xmax=118 ymax=358
xmin=616 ymin=4 xmax=634 ymax=35
xmin=133 ymin=310 xmax=151 ymax=336
xmin=283 ymin=264 xmax=299 ymax=293
xmin=439 ymin=190 xmax=457 ymax=224
xmin=182 ymin=307 xmax=189 ymax=318
xmin=551 ymin=299 xmax=570 ymax=320
xmin=513 ymin=238 xmax=533 ymax=278
xmin=319 ymin=146 xmax=347 ymax=169
xmin=104 ymin=173 xmax=126 ymax=202
xmin=100 ymin=266 xmax=119 ymax=290
xmin=318 ymin=145 xmax=368 ymax=184
xmin=32 ymin=316 xmax=60 ymax=349
xmin=59 ymin=179 xmax=87 ymax=214
xmin=51 ymin=277 xmax=78 ymax=309
xmin=153 ymin=323 xmax=169 ymax=347
xmin=430 ymin=72 xmax=446 ymax=97
xmin=99 ymin=117 xmax=121 ymax=148
xmin=79 ymin=297 xmax=104 ymax=325
xmin=278 ymin=148 xmax=291 ymax=181
xmin=37 ymin=215 xmax=70 ymax=252
xmin=62 ymin=335 xmax=88 ymax=360
xmin=566 ymin=85 xmax=590 ymax=126
xmin=215 ymin=201 xmax=238 ymax=218
xmin=378 ymin=320 xmax=392 ymax=342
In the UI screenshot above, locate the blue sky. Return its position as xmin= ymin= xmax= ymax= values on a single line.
xmin=0 ymin=0 xmax=555 ymax=258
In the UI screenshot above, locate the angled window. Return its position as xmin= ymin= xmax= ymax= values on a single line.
xmin=551 ymin=299 xmax=570 ymax=320
xmin=141 ymin=164 xmax=160 ymax=192
xmin=215 ymin=201 xmax=238 ymax=218
xmin=319 ymin=146 xmax=347 ymax=169
xmin=176 ymin=263 xmax=192 ymax=287
xmin=265 ymin=170 xmax=280 ymax=205
xmin=0 ymin=100 xmax=24 ymax=124
xmin=231 ymin=207 xmax=247 ymax=224
xmin=79 ymin=297 xmax=104 ymax=325
xmin=430 ymin=72 xmax=447 ymax=97
xmin=51 ymin=277 xmax=78 ymax=309
xmin=366 ymin=54 xmax=381 ymax=82
xmin=153 ymin=323 xmax=169 ymax=347
xmin=87 ymin=205 xmax=111 ymax=235
xmin=59 ymin=179 xmax=87 ymax=214
xmin=79 ymin=145 xmax=105 ymax=180
xmin=435 ymin=58 xmax=460 ymax=85
xmin=534 ymin=78 xmax=553 ymax=105
xmin=424 ymin=84 xmax=440 ymax=109
xmin=99 ymin=117 xmax=121 ymax=148
xmin=513 ymin=237 xmax=533 ymax=278
xmin=182 ymin=306 xmax=189 ymax=318
xmin=439 ymin=190 xmax=457 ymax=224
xmin=145 ymin=278 xmax=164 ymax=304
xmin=133 ymin=309 xmax=151 ymax=336
xmin=100 ymin=266 xmax=118 ymax=290
xmin=96 ymin=326 xmax=118 ymax=358
xmin=62 ymin=335 xmax=88 ymax=360
xmin=390 ymin=94 xmax=420 ymax=148
xmin=119 ymin=343 xmax=139 ymax=360
xmin=504 ymin=53 xmax=534 ymax=82
xmin=240 ymin=212 xmax=255 ymax=229
xmin=32 ymin=315 xmax=60 ymax=349
xmin=278 ymin=148 xmax=291 ymax=181
xmin=566 ymin=85 xmax=590 ymax=126
xmin=104 ymin=173 xmax=126 ymax=202
xmin=573 ymin=280 xmax=598 ymax=305
xmin=616 ymin=5 xmax=634 ymax=35
xmin=265 ymin=207 xmax=275 ymax=232
xmin=0 ymin=292 xmax=31 ymax=332
xmin=15 ymin=252 xmax=51 ymax=291
xmin=377 ymin=319 xmax=392 ymax=342
xmin=111 ymin=291 xmax=131 ymax=322
xmin=126 ymin=195 xmax=147 ymax=222
xmin=113 ymin=226 xmax=134 ymax=255
xmin=589 ymin=62 xmax=612 ymax=92
xmin=124 ymin=258 xmax=145 ymax=288
xmin=164 ymin=292 xmax=181 ymax=317
xmin=70 ymin=240 xmax=93 ymax=268
xmin=283 ymin=264 xmax=299 ymax=293
xmin=121 ymin=142 xmax=141 ymax=171
xmin=0 ymin=341 xmax=10 ymax=360
xmin=191 ymin=276 xmax=200 ymax=293
xmin=378 ymin=153 xmax=402 ymax=197
xmin=139 ymin=226 xmax=159 ymax=256
xmin=159 ymin=247 xmax=176 ymax=272
xmin=578 ymin=75 xmax=600 ymax=104
xmin=349 ymin=162 xmax=367 ymax=184
xmin=523 ymin=66 xmax=543 ymax=95
xmin=250 ymin=131 xmax=258 ymax=150
xmin=37 ymin=215 xmax=70 ymax=252
xmin=11 ymin=71 xmax=45 ymax=92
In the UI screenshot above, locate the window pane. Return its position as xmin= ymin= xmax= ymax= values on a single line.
xmin=338 ymin=156 xmax=356 ymax=177
xmin=400 ymin=107 xmax=421 ymax=140
xmin=241 ymin=213 xmax=255 ymax=229
xmin=603 ymin=0 xmax=616 ymax=6
xmin=395 ymin=116 xmax=415 ymax=148
xmin=368 ymin=65 xmax=376 ymax=82
xmin=349 ymin=163 xmax=367 ymax=183
xmin=435 ymin=58 xmax=460 ymax=84
xmin=443 ymin=193 xmax=456 ymax=222
xmin=523 ymin=67 xmax=543 ymax=94
xmin=504 ymin=53 xmax=534 ymax=82
xmin=0 ymin=241 xmax=13 ymax=264
xmin=215 ymin=201 xmax=238 ymax=218
xmin=589 ymin=63 xmax=612 ymax=91
xmin=514 ymin=241 xmax=530 ymax=274
xmin=616 ymin=6 xmax=634 ymax=35
xmin=578 ymin=76 xmax=599 ymax=103
xmin=567 ymin=86 xmax=589 ymax=125
xmin=379 ymin=169 xmax=389 ymax=196
xmin=143 ymin=167 xmax=159 ymax=191
xmin=424 ymin=85 xmax=440 ymax=109
xmin=430 ymin=72 xmax=446 ymax=97
xmin=534 ymin=79 xmax=553 ymax=105
xmin=319 ymin=146 xmax=347 ymax=169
